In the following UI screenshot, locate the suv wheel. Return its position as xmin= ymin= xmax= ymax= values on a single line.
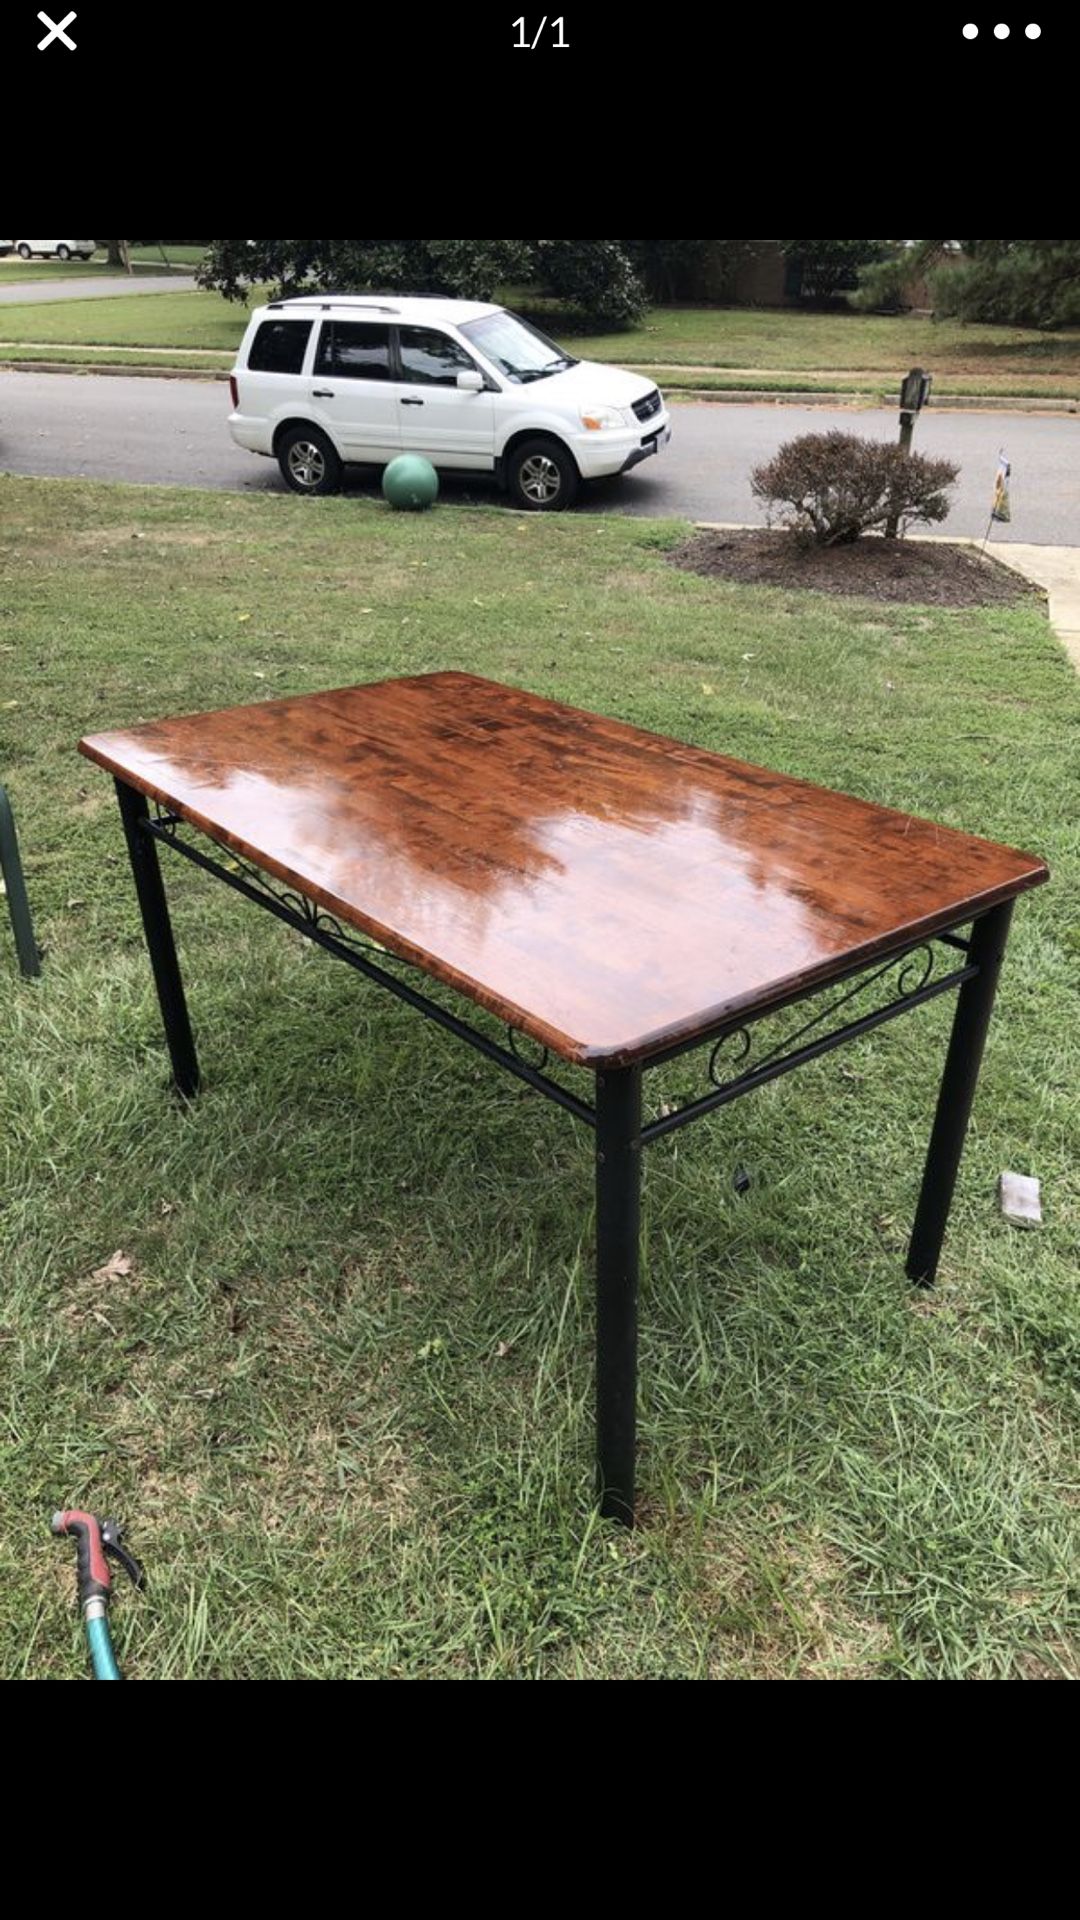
xmin=56 ymin=245 xmax=72 ymax=262
xmin=277 ymin=424 xmax=342 ymax=497
xmin=17 ymin=244 xmax=31 ymax=260
xmin=506 ymin=437 xmax=578 ymax=511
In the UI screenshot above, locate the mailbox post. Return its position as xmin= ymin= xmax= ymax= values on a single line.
xmin=886 ymin=366 xmax=933 ymax=538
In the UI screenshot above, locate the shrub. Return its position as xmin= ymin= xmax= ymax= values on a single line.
xmin=536 ymin=240 xmax=645 ymax=328
xmin=750 ymin=432 xmax=959 ymax=546
xmin=851 ymin=257 xmax=918 ymax=314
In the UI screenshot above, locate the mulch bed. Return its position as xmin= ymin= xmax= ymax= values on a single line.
xmin=669 ymin=528 xmax=1042 ymax=608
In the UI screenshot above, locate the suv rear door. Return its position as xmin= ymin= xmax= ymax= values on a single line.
xmin=395 ymin=326 xmax=495 ymax=469
xmin=309 ymin=321 xmax=401 ymax=462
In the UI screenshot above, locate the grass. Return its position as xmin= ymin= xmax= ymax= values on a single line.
xmin=0 ymin=291 xmax=1077 ymax=400
xmin=0 ymin=291 xmax=252 ymax=350
xmin=554 ymin=305 xmax=1080 ymax=385
xmin=1 ymin=476 xmax=1078 ymax=1680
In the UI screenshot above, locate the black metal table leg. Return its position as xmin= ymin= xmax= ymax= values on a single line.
xmin=595 ymin=1063 xmax=642 ymax=1525
xmin=906 ymin=901 xmax=1014 ymax=1284
xmin=115 ymin=780 xmax=200 ymax=1098
xmin=0 ymin=783 xmax=41 ymax=978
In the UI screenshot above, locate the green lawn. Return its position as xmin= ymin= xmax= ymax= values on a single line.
xmin=1 ymin=477 xmax=1078 ymax=1680
xmin=0 ymin=292 xmax=1077 ymax=399
xmin=0 ymin=290 xmax=252 ymax=350
xmin=557 ymin=305 xmax=1080 ymax=387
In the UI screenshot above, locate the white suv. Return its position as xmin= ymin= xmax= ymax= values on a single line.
xmin=227 ymin=295 xmax=671 ymax=510
xmin=12 ymin=239 xmax=96 ymax=261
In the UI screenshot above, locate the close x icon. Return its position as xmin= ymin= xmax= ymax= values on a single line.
xmin=37 ymin=8 xmax=77 ymax=47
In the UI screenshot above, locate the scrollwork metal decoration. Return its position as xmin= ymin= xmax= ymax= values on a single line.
xmin=148 ymin=807 xmax=416 ymax=973
xmin=708 ymin=1026 xmax=752 ymax=1087
xmin=507 ymin=1027 xmax=550 ymax=1072
xmin=895 ymin=944 xmax=935 ymax=997
xmin=648 ymin=936 xmax=970 ymax=1138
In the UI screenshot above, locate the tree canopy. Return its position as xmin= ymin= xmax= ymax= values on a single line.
xmin=198 ymin=238 xmax=647 ymax=327
xmin=931 ymin=240 xmax=1080 ymax=329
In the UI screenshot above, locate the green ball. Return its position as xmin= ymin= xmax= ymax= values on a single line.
xmin=382 ymin=454 xmax=439 ymax=511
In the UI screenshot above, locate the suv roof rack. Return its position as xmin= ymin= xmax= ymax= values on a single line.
xmin=268 ymin=295 xmax=401 ymax=313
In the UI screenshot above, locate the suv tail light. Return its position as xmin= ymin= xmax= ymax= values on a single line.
xmin=229 ymin=375 xmax=238 ymax=409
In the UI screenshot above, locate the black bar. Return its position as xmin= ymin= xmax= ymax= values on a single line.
xmin=595 ymin=1064 xmax=642 ymax=1525
xmin=0 ymin=783 xmax=41 ymax=978
xmin=115 ymin=782 xmax=200 ymax=1098
xmin=143 ymin=813 xmax=594 ymax=1128
xmin=906 ymin=902 xmax=1014 ymax=1285
xmin=641 ymin=960 xmax=977 ymax=1144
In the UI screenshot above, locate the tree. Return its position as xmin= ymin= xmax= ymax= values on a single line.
xmin=779 ymin=239 xmax=889 ymax=302
xmin=198 ymin=238 xmax=531 ymax=305
xmin=534 ymin=240 xmax=644 ymax=326
xmin=852 ymin=241 xmax=954 ymax=313
xmin=104 ymin=239 xmax=131 ymax=273
xmin=929 ymin=240 xmax=1080 ymax=329
xmin=198 ymin=238 xmax=647 ymax=328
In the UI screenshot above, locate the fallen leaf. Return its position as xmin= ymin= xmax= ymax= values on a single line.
xmin=496 ymin=1341 xmax=512 ymax=1359
xmin=1 ymin=699 xmax=18 ymax=710
xmin=701 ymin=683 xmax=716 ymax=696
xmin=91 ymin=1249 xmax=134 ymax=1281
xmin=237 ymin=613 xmax=251 ymax=623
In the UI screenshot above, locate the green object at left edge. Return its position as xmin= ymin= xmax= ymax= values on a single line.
xmin=0 ymin=783 xmax=41 ymax=977
xmin=382 ymin=454 xmax=439 ymax=511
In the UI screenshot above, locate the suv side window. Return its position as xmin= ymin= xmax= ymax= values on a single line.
xmin=315 ymin=322 xmax=392 ymax=381
xmin=247 ymin=319 xmax=313 ymax=374
xmin=398 ymin=326 xmax=480 ymax=386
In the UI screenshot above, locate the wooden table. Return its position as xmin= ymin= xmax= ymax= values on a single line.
xmin=80 ymin=672 xmax=1048 ymax=1524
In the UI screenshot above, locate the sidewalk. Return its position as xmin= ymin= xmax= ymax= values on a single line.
xmin=988 ymin=544 xmax=1080 ymax=670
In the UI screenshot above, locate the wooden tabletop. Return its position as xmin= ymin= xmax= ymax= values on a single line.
xmin=80 ymin=672 xmax=1048 ymax=1068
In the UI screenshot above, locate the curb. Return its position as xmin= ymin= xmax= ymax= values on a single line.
xmin=669 ymin=388 xmax=1078 ymax=415
xmin=0 ymin=359 xmax=229 ymax=382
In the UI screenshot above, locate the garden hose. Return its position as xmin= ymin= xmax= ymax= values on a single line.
xmin=51 ymin=1510 xmax=144 ymax=1680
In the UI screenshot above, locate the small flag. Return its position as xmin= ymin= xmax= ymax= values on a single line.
xmin=991 ymin=451 xmax=1011 ymax=524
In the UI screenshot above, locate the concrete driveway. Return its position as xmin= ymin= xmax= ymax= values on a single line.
xmin=0 ymin=368 xmax=1077 ymax=541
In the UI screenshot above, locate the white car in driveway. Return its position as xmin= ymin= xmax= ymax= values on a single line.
xmin=11 ymin=239 xmax=96 ymax=261
xmin=227 ymin=294 xmax=671 ymax=509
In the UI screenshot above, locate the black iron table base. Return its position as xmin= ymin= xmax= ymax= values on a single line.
xmin=116 ymin=777 xmax=1014 ymax=1527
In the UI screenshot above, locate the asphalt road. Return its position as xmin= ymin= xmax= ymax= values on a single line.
xmin=1 ymin=369 xmax=1077 ymax=540
xmin=0 ymin=273 xmax=197 ymax=303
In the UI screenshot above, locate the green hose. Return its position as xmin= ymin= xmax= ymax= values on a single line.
xmin=86 ymin=1611 xmax=122 ymax=1681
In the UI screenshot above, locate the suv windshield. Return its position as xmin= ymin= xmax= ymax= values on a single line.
xmin=459 ymin=310 xmax=578 ymax=384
